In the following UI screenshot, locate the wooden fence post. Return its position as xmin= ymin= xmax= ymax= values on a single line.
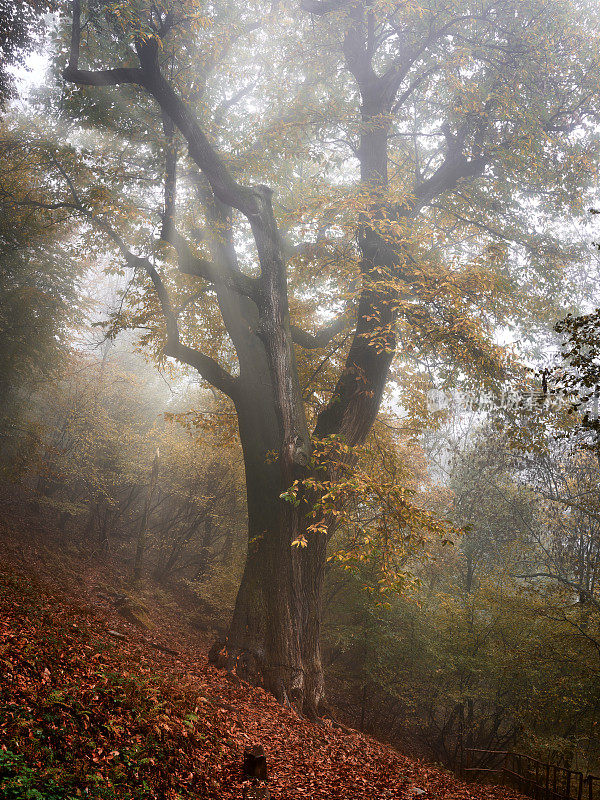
xmin=502 ymin=752 xmax=509 ymax=788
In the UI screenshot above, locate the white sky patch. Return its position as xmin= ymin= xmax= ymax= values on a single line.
xmin=8 ymin=13 xmax=54 ymax=102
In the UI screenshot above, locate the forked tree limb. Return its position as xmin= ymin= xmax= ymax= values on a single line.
xmin=165 ymin=227 xmax=258 ymax=299
xmin=63 ymin=4 xmax=255 ymax=217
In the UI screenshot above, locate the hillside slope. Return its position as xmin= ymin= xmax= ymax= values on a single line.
xmin=0 ymin=498 xmax=523 ymax=800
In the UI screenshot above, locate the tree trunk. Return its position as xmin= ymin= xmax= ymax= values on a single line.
xmin=291 ymin=519 xmax=326 ymax=718
xmin=219 ymin=76 xmax=396 ymax=716
xmin=227 ymin=488 xmax=305 ymax=708
xmin=226 ymin=478 xmax=326 ymax=716
xmin=215 ymin=13 xmax=400 ymax=720
xmin=223 ymin=392 xmax=323 ymax=713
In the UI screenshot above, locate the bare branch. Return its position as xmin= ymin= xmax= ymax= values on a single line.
xmin=515 ymin=573 xmax=600 ymax=612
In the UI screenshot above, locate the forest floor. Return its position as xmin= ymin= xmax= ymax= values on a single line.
xmin=0 ymin=490 xmax=526 ymax=799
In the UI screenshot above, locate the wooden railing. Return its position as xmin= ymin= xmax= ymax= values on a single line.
xmin=464 ymin=749 xmax=600 ymax=800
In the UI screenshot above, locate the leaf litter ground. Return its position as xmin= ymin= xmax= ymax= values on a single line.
xmin=0 ymin=502 xmax=526 ymax=800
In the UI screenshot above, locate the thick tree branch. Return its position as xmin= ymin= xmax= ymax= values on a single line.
xmin=110 ymin=246 xmax=238 ymax=400
xmin=63 ymin=65 xmax=145 ymax=86
xmin=65 ymin=0 xmax=141 ymax=85
xmin=391 ymin=66 xmax=438 ymax=114
xmin=165 ymin=227 xmax=258 ymax=299
xmin=161 ymin=113 xmax=177 ymax=241
xmin=163 ymin=340 xmax=238 ymax=398
xmin=68 ymin=0 xmax=81 ymax=69
xmin=100 ymin=240 xmax=237 ymax=398
xmin=291 ymin=313 xmax=350 ymax=349
xmin=408 ymin=123 xmax=487 ymax=212
xmin=156 ymin=112 xmax=258 ymax=300
xmin=137 ymin=53 xmax=255 ymax=215
xmin=27 ymin=153 xmax=239 ymax=400
xmin=412 ymin=152 xmax=486 ymax=210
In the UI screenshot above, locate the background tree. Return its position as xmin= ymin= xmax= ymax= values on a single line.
xmin=0 ymin=128 xmax=86 ymax=466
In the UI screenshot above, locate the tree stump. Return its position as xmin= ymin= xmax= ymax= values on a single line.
xmin=243 ymin=744 xmax=267 ymax=780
